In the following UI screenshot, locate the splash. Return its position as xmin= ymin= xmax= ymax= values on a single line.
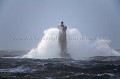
xmin=23 ymin=28 xmax=120 ymax=60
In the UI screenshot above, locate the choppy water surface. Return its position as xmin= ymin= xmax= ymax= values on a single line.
xmin=0 ymin=56 xmax=120 ymax=79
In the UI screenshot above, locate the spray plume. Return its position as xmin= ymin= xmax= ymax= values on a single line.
xmin=23 ymin=28 xmax=120 ymax=60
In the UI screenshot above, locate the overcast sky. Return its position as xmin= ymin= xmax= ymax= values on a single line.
xmin=0 ymin=0 xmax=120 ymax=50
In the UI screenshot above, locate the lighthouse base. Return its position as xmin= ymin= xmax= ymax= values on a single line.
xmin=60 ymin=52 xmax=70 ymax=58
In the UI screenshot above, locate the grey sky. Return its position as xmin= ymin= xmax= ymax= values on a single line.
xmin=0 ymin=0 xmax=120 ymax=50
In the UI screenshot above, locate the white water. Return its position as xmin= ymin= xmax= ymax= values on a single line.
xmin=23 ymin=28 xmax=120 ymax=60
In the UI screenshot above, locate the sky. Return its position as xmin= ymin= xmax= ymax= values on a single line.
xmin=0 ymin=0 xmax=120 ymax=50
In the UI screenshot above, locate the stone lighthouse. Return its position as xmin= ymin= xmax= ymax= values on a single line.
xmin=58 ymin=22 xmax=70 ymax=57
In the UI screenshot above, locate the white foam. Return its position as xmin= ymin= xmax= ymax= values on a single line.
xmin=23 ymin=28 xmax=120 ymax=60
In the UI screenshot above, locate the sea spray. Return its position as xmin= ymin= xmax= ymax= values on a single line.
xmin=23 ymin=28 xmax=120 ymax=60
xmin=23 ymin=28 xmax=61 ymax=59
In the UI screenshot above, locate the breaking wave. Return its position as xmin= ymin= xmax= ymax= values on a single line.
xmin=23 ymin=28 xmax=120 ymax=60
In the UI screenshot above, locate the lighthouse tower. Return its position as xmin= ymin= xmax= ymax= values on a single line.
xmin=58 ymin=22 xmax=70 ymax=57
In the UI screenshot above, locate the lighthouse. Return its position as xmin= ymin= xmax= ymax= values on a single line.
xmin=58 ymin=22 xmax=70 ymax=57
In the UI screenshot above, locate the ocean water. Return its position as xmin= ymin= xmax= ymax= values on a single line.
xmin=0 ymin=56 xmax=120 ymax=79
